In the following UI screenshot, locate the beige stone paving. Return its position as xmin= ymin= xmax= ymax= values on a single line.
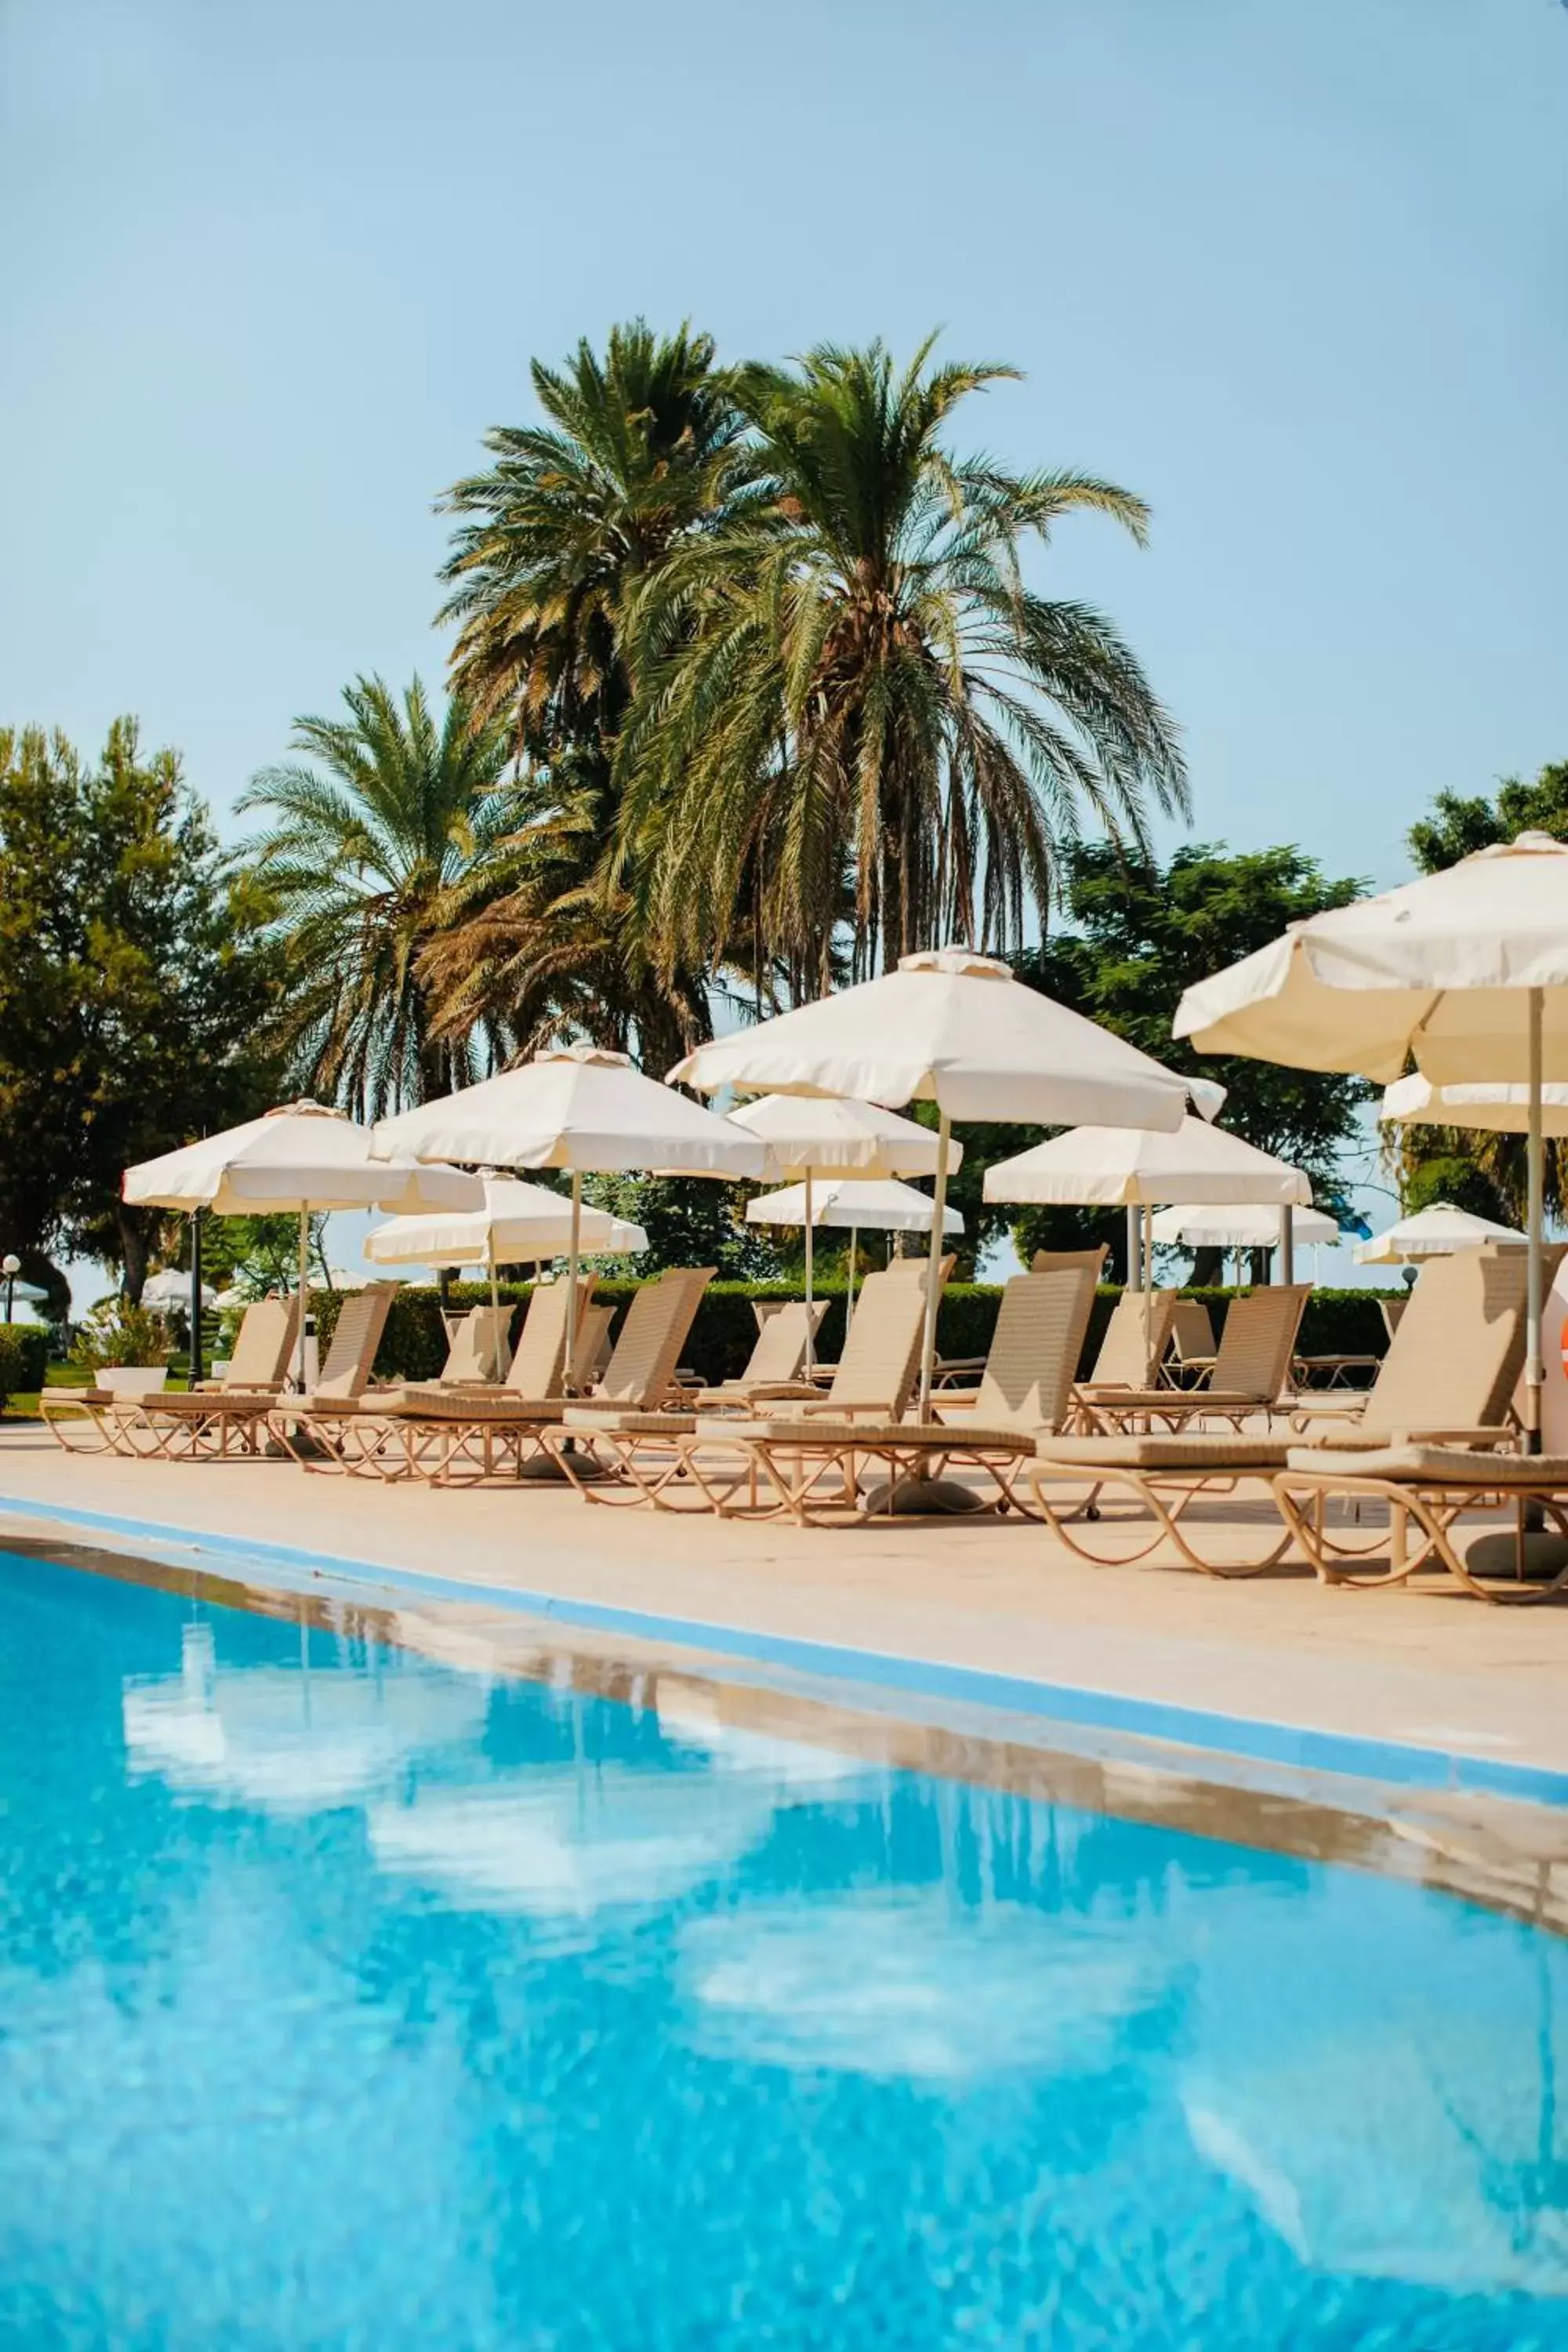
xmin=3 ymin=1421 xmax=1567 ymax=1774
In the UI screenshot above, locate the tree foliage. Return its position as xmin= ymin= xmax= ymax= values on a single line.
xmin=1408 ymin=759 xmax=1568 ymax=873
xmin=615 ymin=335 xmax=1188 ymax=987
xmin=0 ymin=720 xmax=284 ymax=1303
xmin=237 ymin=675 xmax=514 ymax=1116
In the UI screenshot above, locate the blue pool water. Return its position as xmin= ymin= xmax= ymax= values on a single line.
xmin=1 ymin=1553 xmax=1565 ymax=2349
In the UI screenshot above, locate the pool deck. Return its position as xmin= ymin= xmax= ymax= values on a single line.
xmin=5 ymin=1421 xmax=1568 ymax=1796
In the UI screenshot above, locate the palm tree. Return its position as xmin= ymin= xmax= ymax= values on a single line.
xmin=237 ymin=675 xmax=514 ymax=1116
xmin=614 ymin=336 xmax=1189 ymax=985
xmin=437 ymin=319 xmax=759 ymax=753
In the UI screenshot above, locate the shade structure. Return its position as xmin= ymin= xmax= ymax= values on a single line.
xmin=142 ymin=1270 xmax=216 ymax=1311
xmin=1174 ymin=833 xmax=1568 ymax=1443
xmin=124 ymin=1101 xmax=481 ymax=1389
xmin=366 ymin=1178 xmax=646 ymax=1320
xmin=746 ymin=1178 xmax=964 ymax=1235
xmin=372 ymin=1048 xmax=764 ymax=1384
xmin=1352 ymin=1202 xmax=1525 ymax=1265
xmin=728 ymin=1097 xmax=962 ymax=1367
xmin=982 ymin=1116 xmax=1310 ymax=1210
xmin=1380 ymin=1073 xmax=1568 ymax=1137
xmin=1151 ymin=1203 xmax=1340 ymax=1250
xmin=673 ymin=947 xmax=1221 ymax=1418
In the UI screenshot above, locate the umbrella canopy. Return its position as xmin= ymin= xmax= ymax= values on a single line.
xmin=1352 ymin=1202 xmax=1525 ymax=1265
xmin=1174 ymin=833 xmax=1568 ymax=1440
xmin=982 ymin=1116 xmax=1310 ymax=1209
xmin=673 ymin=948 xmax=1221 ymax=1417
xmin=728 ymin=1094 xmax=961 ymax=1179
xmin=1380 ymin=1073 xmax=1568 ymax=1136
xmin=124 ymin=1102 xmax=479 ymax=1388
xmin=746 ymin=1178 xmax=963 ymax=1236
xmin=371 ymin=1047 xmax=764 ymax=1178
xmin=365 ymin=1178 xmax=648 ymax=1268
xmin=673 ymin=948 xmax=1216 ymax=1128
xmin=1151 ymin=1202 xmax=1341 ymax=1250
xmin=123 ymin=1101 xmax=481 ymax=1216
xmin=142 ymin=1269 xmax=216 ymax=1311
xmin=372 ymin=1048 xmax=762 ymax=1383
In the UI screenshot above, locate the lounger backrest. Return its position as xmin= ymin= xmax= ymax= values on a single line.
xmin=443 ymin=1305 xmax=511 ymax=1384
xmin=99 ymin=1366 xmax=168 ymax=1397
xmin=1360 ymin=1246 xmax=1541 ymax=1438
xmin=1379 ymin=1296 xmax=1407 ymax=1343
xmin=596 ymin=1269 xmax=716 ymax=1406
xmin=1170 ymin=1298 xmax=1217 ymax=1362
xmin=505 ymin=1277 xmax=595 ymax=1397
xmin=1210 ymin=1286 xmax=1311 ymax=1400
xmin=1090 ymin=1288 xmax=1177 ymax=1388
xmin=978 ymin=1264 xmax=1103 ymax=1432
xmin=823 ymin=1266 xmax=935 ymax=1415
xmin=224 ymin=1296 xmax=300 ymax=1389
xmin=312 ymin=1283 xmax=397 ymax=1402
xmin=736 ymin=1298 xmax=828 ymax=1387
xmin=571 ymin=1301 xmax=615 ymax=1386
xmin=883 ymin=1251 xmax=956 ymax=1280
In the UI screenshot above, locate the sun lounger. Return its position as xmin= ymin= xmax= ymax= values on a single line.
xmin=689 ymin=1301 xmax=829 ymax=1408
xmin=376 ymin=1269 xmax=714 ymax=1485
xmin=38 ymin=1364 xmax=169 ymax=1453
xmin=1160 ymin=1298 xmax=1218 ymax=1388
xmin=654 ymin=1260 xmax=1102 ymax=1524
xmin=1274 ymin=1445 xmax=1568 ymax=1602
xmin=263 ymin=1284 xmax=400 ymax=1461
xmin=1025 ymin=1248 xmax=1545 ymax=1574
xmin=547 ymin=1264 xmax=941 ymax=1508
xmin=1074 ymin=1287 xmax=1310 ymax=1434
xmin=1076 ymin=1287 xmax=1178 ymax=1404
xmin=85 ymin=1297 xmax=303 ymax=1460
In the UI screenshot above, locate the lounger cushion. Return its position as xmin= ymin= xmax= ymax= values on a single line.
xmin=379 ymin=1392 xmax=564 ymax=1422
xmin=1283 ymin=1444 xmax=1552 ymax=1483
xmin=561 ymin=1409 xmax=698 ymax=1436
xmin=710 ymin=1419 xmax=1032 ymax=1450
xmin=1036 ymin=1434 xmax=1290 ymax=1471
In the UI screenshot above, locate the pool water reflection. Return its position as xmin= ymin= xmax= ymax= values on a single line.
xmin=1 ymin=1551 xmax=1565 ymax=2348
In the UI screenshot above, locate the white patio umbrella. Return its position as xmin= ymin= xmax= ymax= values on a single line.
xmin=141 ymin=1269 xmax=216 ymax=1312
xmin=124 ymin=1101 xmax=481 ymax=1389
xmin=673 ymin=946 xmax=1220 ymax=1419
xmin=746 ymin=1176 xmax=964 ymax=1324
xmin=985 ymin=1115 xmax=1312 ymax=1298
xmin=1352 ymin=1201 xmax=1526 ymax=1266
xmin=365 ymin=1176 xmax=648 ymax=1323
xmin=1150 ymin=1202 xmax=1340 ymax=1250
xmin=371 ymin=1047 xmax=764 ymax=1381
xmin=1175 ymin=831 xmax=1568 ymax=1443
xmin=1381 ymin=1073 xmax=1568 ymax=1135
xmin=730 ymin=1095 xmax=961 ymax=1367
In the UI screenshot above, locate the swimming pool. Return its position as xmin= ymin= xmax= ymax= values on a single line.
xmin=1 ymin=1548 xmax=1564 ymax=2349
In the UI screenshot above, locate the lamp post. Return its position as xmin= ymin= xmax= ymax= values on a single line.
xmin=2 ymin=1255 xmax=18 ymax=1323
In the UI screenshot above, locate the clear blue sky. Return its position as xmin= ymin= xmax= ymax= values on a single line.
xmin=3 ymin=0 xmax=1565 ymax=897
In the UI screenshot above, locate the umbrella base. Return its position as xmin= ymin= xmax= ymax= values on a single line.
xmin=859 ymin=1474 xmax=988 ymax=1518
xmin=1463 ymin=1528 xmax=1568 ymax=1585
xmin=516 ymin=1442 xmax=612 ymax=1485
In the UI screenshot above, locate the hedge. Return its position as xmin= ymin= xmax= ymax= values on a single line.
xmin=316 ymin=1279 xmax=1405 ymax=1388
xmin=0 ymin=1323 xmax=49 ymax=1408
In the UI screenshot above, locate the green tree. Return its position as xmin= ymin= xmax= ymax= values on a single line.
xmin=1408 ymin=759 xmax=1568 ymax=873
xmin=579 ymin=1173 xmax=779 ymax=1279
xmin=432 ymin=322 xmax=754 ymax=1068
xmin=909 ymin=840 xmax=1372 ymax=1273
xmin=615 ymin=335 xmax=1188 ymax=989
xmin=237 ymin=675 xmax=514 ymax=1116
xmin=0 ymin=720 xmax=284 ymax=1304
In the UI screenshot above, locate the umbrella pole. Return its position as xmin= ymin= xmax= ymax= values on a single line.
xmin=846 ymin=1223 xmax=858 ymax=1330
xmin=1526 ymin=986 xmax=1544 ymax=1454
xmin=567 ymin=1172 xmax=582 ymax=1391
xmin=917 ymin=1115 xmax=951 ymax=1421
xmin=189 ymin=1210 xmax=203 ymax=1388
xmin=297 ymin=1207 xmax=310 ymax=1393
xmin=1141 ymin=1202 xmax=1152 ymax=1365
xmin=488 ymin=1229 xmax=501 ymax=1333
xmin=804 ymin=1170 xmax=814 ymax=1371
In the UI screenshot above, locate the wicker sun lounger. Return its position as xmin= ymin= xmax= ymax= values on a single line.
xmin=652 ymin=1260 xmax=1102 ymax=1525
xmin=372 ymin=1269 xmax=714 ymax=1486
xmin=1274 ymin=1445 xmax=1568 ymax=1602
xmin=77 ymin=1296 xmax=303 ymax=1461
xmin=1074 ymin=1287 xmax=1311 ymax=1435
xmin=1075 ymin=1287 xmax=1178 ymax=1406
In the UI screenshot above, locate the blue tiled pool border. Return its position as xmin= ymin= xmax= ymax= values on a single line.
xmin=5 ymin=1490 xmax=1567 ymax=1811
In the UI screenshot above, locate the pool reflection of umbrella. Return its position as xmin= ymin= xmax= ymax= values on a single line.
xmin=122 ymin=1623 xmax=488 ymax=1813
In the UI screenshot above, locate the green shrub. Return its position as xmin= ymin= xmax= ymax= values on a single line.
xmin=314 ymin=1276 xmax=1406 ymax=1390
xmin=73 ymin=1300 xmax=175 ymax=1377
xmin=0 ymin=1322 xmax=49 ymax=1395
